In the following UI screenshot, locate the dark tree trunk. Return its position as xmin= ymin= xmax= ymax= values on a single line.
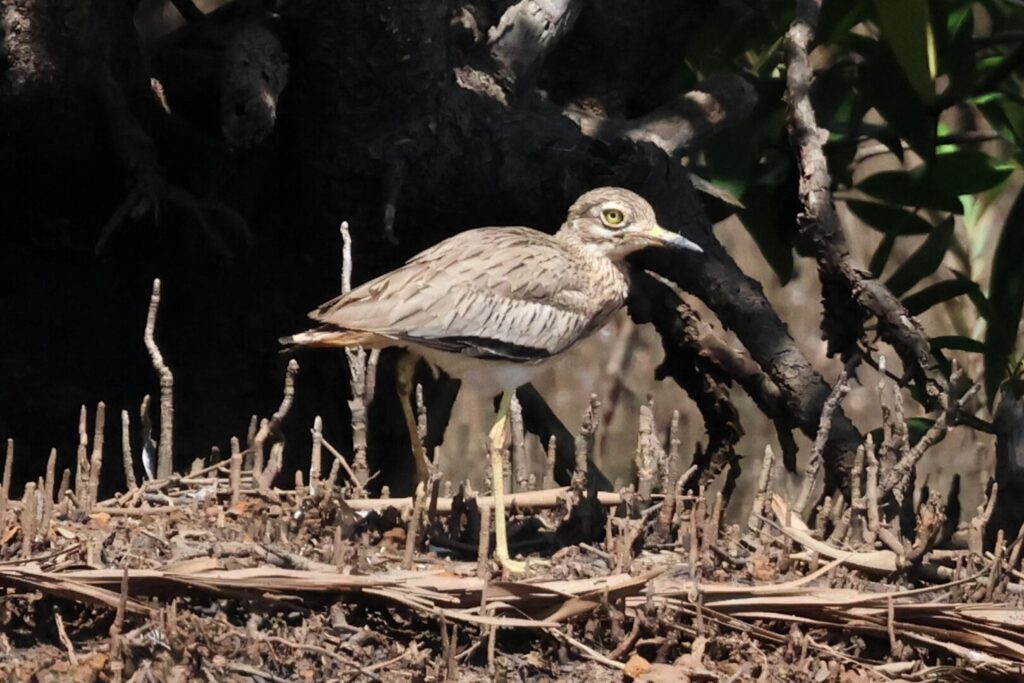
xmin=0 ymin=0 xmax=861 ymax=496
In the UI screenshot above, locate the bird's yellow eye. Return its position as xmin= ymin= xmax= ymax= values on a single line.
xmin=602 ymin=208 xmax=625 ymax=227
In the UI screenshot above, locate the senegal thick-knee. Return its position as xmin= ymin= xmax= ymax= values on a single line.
xmin=282 ymin=187 xmax=702 ymax=572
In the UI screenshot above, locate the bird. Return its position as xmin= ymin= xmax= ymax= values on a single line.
xmin=281 ymin=187 xmax=702 ymax=572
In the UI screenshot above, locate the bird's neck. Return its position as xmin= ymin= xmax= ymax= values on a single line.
xmin=555 ymin=226 xmax=633 ymax=271
xmin=554 ymin=228 xmax=632 ymax=299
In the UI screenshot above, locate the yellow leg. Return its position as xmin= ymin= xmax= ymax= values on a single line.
xmin=397 ymin=353 xmax=430 ymax=486
xmin=490 ymin=392 xmax=527 ymax=573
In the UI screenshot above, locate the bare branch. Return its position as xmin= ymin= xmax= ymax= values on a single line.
xmin=144 ymin=279 xmax=174 ymax=479
xmin=253 ymin=359 xmax=300 ymax=491
xmin=340 ymin=220 xmax=374 ymax=489
xmin=229 ymin=437 xmax=242 ymax=507
xmin=795 ymin=369 xmax=851 ymax=517
xmin=570 ymin=75 xmax=756 ymax=154
xmin=75 ymin=405 xmax=88 ymax=503
xmin=309 ymin=416 xmax=323 ymax=497
xmin=784 ymin=0 xmax=945 ymax=406
xmin=120 ymin=409 xmax=137 ymax=492
xmin=746 ymin=444 xmax=776 ymax=538
xmin=85 ymin=401 xmax=106 ymax=513
xmin=41 ymin=449 xmax=56 ymax=533
xmin=880 ymin=376 xmax=980 ymax=500
xmin=0 ymin=440 xmax=13 ymax=533
xmin=487 ymin=0 xmax=583 ymax=95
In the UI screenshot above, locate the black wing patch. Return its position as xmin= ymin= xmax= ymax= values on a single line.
xmin=402 ymin=335 xmax=553 ymax=363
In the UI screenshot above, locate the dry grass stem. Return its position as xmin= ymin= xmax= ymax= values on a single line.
xmin=309 ymin=415 xmax=323 ymax=496
xmin=259 ymin=442 xmax=284 ymax=491
xmin=85 ymin=401 xmax=106 ymax=513
xmin=864 ymin=443 xmax=880 ymax=545
xmin=144 ymin=279 xmax=175 ymax=479
xmin=403 ymin=482 xmax=426 ymax=569
xmin=635 ymin=395 xmax=658 ymax=502
xmin=245 ymin=414 xmax=258 ymax=450
xmin=881 ymin=375 xmax=982 ymax=501
xmin=120 ymin=409 xmax=137 ymax=492
xmin=320 ymin=436 xmax=364 ymax=495
xmin=40 ymin=449 xmax=56 ymax=533
xmin=795 ymin=369 xmax=849 ymax=517
xmin=19 ymin=482 xmax=38 ymax=559
xmin=75 ymin=405 xmax=88 ymax=504
xmin=969 ymin=483 xmax=998 ymax=555
xmin=0 ymin=439 xmax=13 ymax=533
xmin=253 ymin=359 xmax=299 ymax=487
xmin=339 ymin=221 xmax=376 ymax=491
xmin=477 ymin=502 xmax=491 ymax=580
xmin=747 ymin=444 xmax=776 ymax=537
xmin=572 ymin=394 xmax=600 ymax=495
xmin=229 ymin=437 xmax=242 ymax=506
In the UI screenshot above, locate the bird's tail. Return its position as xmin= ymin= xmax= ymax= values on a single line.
xmin=278 ymin=326 xmax=387 ymax=349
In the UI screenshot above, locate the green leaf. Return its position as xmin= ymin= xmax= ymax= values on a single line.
xmin=976 ymin=94 xmax=1024 ymax=149
xmin=857 ymin=151 xmax=1013 ymax=213
xmin=704 ymin=119 xmax=760 ymax=201
xmin=738 ymin=204 xmax=795 ymax=285
xmin=930 ymin=150 xmax=1016 ymax=195
xmin=901 ymin=278 xmax=978 ymax=315
xmin=856 ymin=40 xmax=937 ymax=159
xmin=870 ymin=233 xmax=896 ymax=277
xmin=690 ymin=174 xmax=745 ymax=209
xmin=871 ymin=0 xmax=937 ymax=104
xmin=931 ymin=335 xmax=986 ymax=353
xmin=846 ymin=200 xmax=934 ymax=235
xmin=735 ymin=152 xmax=799 ymax=284
xmin=884 ymin=217 xmax=955 ymax=296
xmin=984 ymin=184 xmax=1024 ymax=405
xmin=813 ymin=63 xmax=862 ymax=135
xmin=907 ymin=417 xmax=939 ymax=446
xmin=819 ymin=0 xmax=869 ymax=45
xmin=955 ymin=270 xmax=996 ymax=321
xmin=936 ymin=3 xmax=976 ymax=100
xmin=858 ymin=170 xmax=960 ymax=213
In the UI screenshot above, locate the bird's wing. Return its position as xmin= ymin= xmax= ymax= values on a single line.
xmin=310 ymin=228 xmax=616 ymax=361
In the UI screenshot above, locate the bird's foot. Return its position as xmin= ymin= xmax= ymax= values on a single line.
xmin=495 ymin=553 xmax=529 ymax=574
xmin=495 ymin=554 xmax=551 ymax=574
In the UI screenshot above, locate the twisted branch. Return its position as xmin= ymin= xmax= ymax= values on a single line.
xmin=784 ymin=0 xmax=946 ymax=407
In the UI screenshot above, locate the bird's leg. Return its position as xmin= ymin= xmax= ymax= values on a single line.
xmin=490 ymin=391 xmax=527 ymax=574
xmin=396 ymin=353 xmax=430 ymax=486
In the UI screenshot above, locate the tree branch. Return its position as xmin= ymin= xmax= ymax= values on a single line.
xmin=626 ymin=270 xmax=811 ymax=481
xmin=627 ymin=272 xmax=743 ymax=486
xmin=487 ymin=0 xmax=584 ymax=96
xmin=783 ymin=0 xmax=946 ymax=407
xmin=568 ymin=75 xmax=757 ymax=154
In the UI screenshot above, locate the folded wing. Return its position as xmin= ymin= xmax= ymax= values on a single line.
xmin=310 ymin=228 xmax=602 ymax=362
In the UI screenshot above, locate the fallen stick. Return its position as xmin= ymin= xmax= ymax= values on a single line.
xmin=772 ymin=494 xmax=898 ymax=574
xmin=344 ymin=487 xmax=623 ymax=513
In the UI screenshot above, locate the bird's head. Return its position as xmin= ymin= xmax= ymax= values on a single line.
xmin=560 ymin=187 xmax=703 ymax=260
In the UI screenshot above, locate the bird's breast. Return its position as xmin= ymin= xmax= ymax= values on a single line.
xmin=412 ymin=344 xmax=549 ymax=394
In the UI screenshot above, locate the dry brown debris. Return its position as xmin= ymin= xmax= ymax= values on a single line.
xmin=0 ymin=279 xmax=1021 ymax=682
xmin=0 ymin=437 xmax=1021 ymax=683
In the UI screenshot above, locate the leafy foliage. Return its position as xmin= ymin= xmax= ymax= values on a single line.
xmin=690 ymin=0 xmax=1024 ymax=408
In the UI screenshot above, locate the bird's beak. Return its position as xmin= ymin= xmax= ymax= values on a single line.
xmin=647 ymin=224 xmax=703 ymax=253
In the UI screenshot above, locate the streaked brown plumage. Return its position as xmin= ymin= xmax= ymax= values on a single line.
xmin=282 ymin=187 xmax=701 ymax=392
xmin=281 ymin=186 xmax=702 ymax=572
